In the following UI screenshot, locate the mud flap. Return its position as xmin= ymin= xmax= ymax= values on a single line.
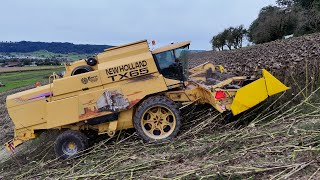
xmin=231 ymin=69 xmax=289 ymax=115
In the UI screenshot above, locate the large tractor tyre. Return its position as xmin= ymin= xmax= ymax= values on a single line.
xmin=54 ymin=130 xmax=88 ymax=159
xmin=71 ymin=65 xmax=93 ymax=76
xmin=134 ymin=96 xmax=181 ymax=143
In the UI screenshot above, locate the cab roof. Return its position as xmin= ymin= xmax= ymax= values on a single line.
xmin=104 ymin=40 xmax=148 ymax=52
xmin=152 ymin=41 xmax=191 ymax=54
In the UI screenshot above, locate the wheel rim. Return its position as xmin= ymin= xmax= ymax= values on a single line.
xmin=141 ymin=105 xmax=176 ymax=140
xmin=62 ymin=141 xmax=78 ymax=156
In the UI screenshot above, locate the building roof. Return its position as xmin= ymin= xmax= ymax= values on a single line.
xmin=6 ymin=62 xmax=21 ymax=66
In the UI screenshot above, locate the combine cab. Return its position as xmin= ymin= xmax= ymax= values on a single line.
xmin=5 ymin=40 xmax=289 ymax=159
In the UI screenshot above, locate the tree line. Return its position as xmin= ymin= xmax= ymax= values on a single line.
xmin=210 ymin=25 xmax=247 ymax=51
xmin=0 ymin=41 xmax=113 ymax=54
xmin=211 ymin=0 xmax=320 ymax=50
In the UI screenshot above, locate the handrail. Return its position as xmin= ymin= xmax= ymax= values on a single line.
xmin=48 ymin=72 xmax=60 ymax=102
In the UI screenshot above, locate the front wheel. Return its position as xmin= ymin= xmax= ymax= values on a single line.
xmin=54 ymin=130 xmax=88 ymax=159
xmin=134 ymin=96 xmax=181 ymax=143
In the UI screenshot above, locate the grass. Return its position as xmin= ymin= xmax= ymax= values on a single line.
xmin=0 ymin=50 xmax=93 ymax=61
xmin=0 ymin=68 xmax=64 ymax=92
xmin=0 ymin=66 xmax=62 ymax=73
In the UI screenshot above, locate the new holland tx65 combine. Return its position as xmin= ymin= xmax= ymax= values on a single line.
xmin=5 ymin=40 xmax=289 ymax=159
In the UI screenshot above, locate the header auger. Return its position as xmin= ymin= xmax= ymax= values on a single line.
xmin=5 ymin=40 xmax=289 ymax=159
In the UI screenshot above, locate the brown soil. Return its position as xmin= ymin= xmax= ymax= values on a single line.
xmin=189 ymin=33 xmax=320 ymax=102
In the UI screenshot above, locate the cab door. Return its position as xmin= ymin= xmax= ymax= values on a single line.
xmin=153 ymin=50 xmax=183 ymax=81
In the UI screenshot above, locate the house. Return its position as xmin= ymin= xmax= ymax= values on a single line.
xmin=4 ymin=62 xmax=22 ymax=67
xmin=29 ymin=61 xmax=37 ymax=67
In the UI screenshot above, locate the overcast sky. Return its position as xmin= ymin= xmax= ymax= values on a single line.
xmin=0 ymin=0 xmax=276 ymax=50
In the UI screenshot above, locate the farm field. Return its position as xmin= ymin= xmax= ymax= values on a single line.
xmin=0 ymin=50 xmax=93 ymax=61
xmin=0 ymin=67 xmax=64 ymax=92
xmin=0 ymin=66 xmax=63 ymax=73
xmin=0 ymin=93 xmax=319 ymax=179
xmin=0 ymin=33 xmax=319 ymax=179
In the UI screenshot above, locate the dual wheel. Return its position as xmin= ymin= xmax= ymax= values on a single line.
xmin=54 ymin=96 xmax=181 ymax=159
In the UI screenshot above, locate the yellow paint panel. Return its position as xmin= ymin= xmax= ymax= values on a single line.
xmin=53 ymin=71 xmax=102 ymax=96
xmin=231 ymin=78 xmax=268 ymax=115
xmin=262 ymin=69 xmax=290 ymax=96
xmin=98 ymin=54 xmax=158 ymax=85
xmin=6 ymin=84 xmax=51 ymax=108
xmin=97 ymin=40 xmax=150 ymax=62
xmin=8 ymin=99 xmax=47 ymax=129
xmin=47 ymin=96 xmax=79 ymax=129
xmin=117 ymin=109 xmax=134 ymax=130
xmin=164 ymin=78 xmax=181 ymax=87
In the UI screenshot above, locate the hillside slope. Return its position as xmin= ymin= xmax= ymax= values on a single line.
xmin=189 ymin=33 xmax=320 ymax=102
xmin=0 ymin=41 xmax=113 ymax=54
xmin=189 ymin=33 xmax=320 ymax=76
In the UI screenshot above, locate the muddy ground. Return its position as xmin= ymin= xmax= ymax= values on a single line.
xmin=0 ymin=99 xmax=319 ymax=179
xmin=189 ymin=33 xmax=320 ymax=103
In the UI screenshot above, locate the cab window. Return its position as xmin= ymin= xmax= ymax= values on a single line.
xmin=154 ymin=50 xmax=180 ymax=80
xmin=155 ymin=51 xmax=175 ymax=70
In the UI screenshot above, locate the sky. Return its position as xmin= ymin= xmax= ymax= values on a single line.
xmin=0 ymin=0 xmax=276 ymax=50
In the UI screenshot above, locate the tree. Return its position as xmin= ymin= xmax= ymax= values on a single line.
xmin=211 ymin=25 xmax=247 ymax=51
xmin=295 ymin=0 xmax=320 ymax=9
xmin=232 ymin=25 xmax=247 ymax=48
xmin=223 ymin=28 xmax=235 ymax=50
xmin=247 ymin=0 xmax=320 ymax=45
xmin=210 ymin=33 xmax=226 ymax=51
xmin=277 ymin=0 xmax=320 ymax=35
xmin=248 ymin=6 xmax=297 ymax=44
xmin=22 ymin=59 xmax=31 ymax=66
xmin=276 ymin=0 xmax=295 ymax=8
xmin=295 ymin=7 xmax=320 ymax=35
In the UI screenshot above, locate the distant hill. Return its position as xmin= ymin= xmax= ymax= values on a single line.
xmin=189 ymin=50 xmax=206 ymax=53
xmin=0 ymin=41 xmax=113 ymax=54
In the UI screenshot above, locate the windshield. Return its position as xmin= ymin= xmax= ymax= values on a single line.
xmin=174 ymin=46 xmax=189 ymax=80
xmin=156 ymin=51 xmax=175 ymax=70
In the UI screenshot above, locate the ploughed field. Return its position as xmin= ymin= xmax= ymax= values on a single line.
xmin=189 ymin=33 xmax=320 ymax=103
xmin=0 ymin=34 xmax=320 ymax=179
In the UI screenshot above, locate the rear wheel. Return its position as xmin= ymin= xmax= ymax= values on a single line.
xmin=134 ymin=96 xmax=181 ymax=143
xmin=71 ymin=65 xmax=93 ymax=76
xmin=54 ymin=130 xmax=88 ymax=159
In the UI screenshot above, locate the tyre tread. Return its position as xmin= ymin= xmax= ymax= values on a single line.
xmin=133 ymin=96 xmax=181 ymax=143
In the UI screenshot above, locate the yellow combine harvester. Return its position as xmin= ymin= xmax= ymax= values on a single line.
xmin=5 ymin=40 xmax=289 ymax=159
